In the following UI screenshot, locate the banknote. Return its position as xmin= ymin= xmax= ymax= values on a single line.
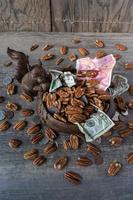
xmin=76 ymin=105 xmax=115 ymax=142
xmin=76 ymin=54 xmax=116 ymax=90
xmin=49 ymin=70 xmax=76 ymax=92
xmin=108 ymin=74 xmax=129 ymax=97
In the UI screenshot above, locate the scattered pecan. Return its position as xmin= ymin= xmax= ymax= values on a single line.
xmin=108 ymin=160 xmax=122 ymax=176
xmin=63 ymin=139 xmax=71 ymax=150
xmin=126 ymin=152 xmax=133 ymax=164
xmin=6 ymin=102 xmax=19 ymax=111
xmin=44 ymin=128 xmax=57 ymax=141
xmin=60 ymin=46 xmax=68 ymax=55
xmin=32 ymin=155 xmax=46 ymax=166
xmin=0 ymin=121 xmax=10 ymax=132
xmin=27 ymin=124 xmax=41 ymax=135
xmin=6 ymin=84 xmax=16 ymax=95
xmin=95 ymin=39 xmax=104 ymax=48
xmin=8 ymin=139 xmax=22 ymax=148
xmin=78 ymin=47 xmax=89 ymax=56
xmin=13 ymin=120 xmax=27 ymax=131
xmin=30 ymin=43 xmax=39 ymax=51
xmin=115 ymin=43 xmax=127 ymax=51
xmin=70 ymin=134 xmax=79 ymax=150
xmin=31 ymin=133 xmax=44 ymax=144
xmin=86 ymin=143 xmax=101 ymax=156
xmin=129 ymin=86 xmax=133 ymax=96
xmin=76 ymin=156 xmax=93 ymax=166
xmin=24 ymin=149 xmax=38 ymax=160
xmin=43 ymin=142 xmax=57 ymax=155
xmin=40 ymin=53 xmax=54 ymax=61
xmin=64 ymin=171 xmax=82 ymax=185
xmin=56 ymin=57 xmax=64 ymax=65
xmin=128 ymin=120 xmax=133 ymax=129
xmin=20 ymin=92 xmax=33 ymax=102
xmin=119 ymin=128 xmax=133 ymax=138
xmin=96 ymin=50 xmax=106 ymax=58
xmin=69 ymin=53 xmax=77 ymax=62
xmin=54 ymin=156 xmax=68 ymax=170
xmin=125 ymin=63 xmax=133 ymax=70
xmin=109 ymin=136 xmax=124 ymax=147
xmin=21 ymin=108 xmax=34 ymax=117
xmin=43 ymin=43 xmax=53 ymax=51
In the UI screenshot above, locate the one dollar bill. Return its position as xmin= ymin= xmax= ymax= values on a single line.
xmin=76 ymin=105 xmax=115 ymax=142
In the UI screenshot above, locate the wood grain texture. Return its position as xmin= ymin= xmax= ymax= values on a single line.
xmin=51 ymin=0 xmax=133 ymax=32
xmin=0 ymin=0 xmax=51 ymax=31
xmin=0 ymin=32 xmax=133 ymax=200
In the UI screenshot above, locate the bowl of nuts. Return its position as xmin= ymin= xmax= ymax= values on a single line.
xmin=37 ymin=85 xmax=115 ymax=136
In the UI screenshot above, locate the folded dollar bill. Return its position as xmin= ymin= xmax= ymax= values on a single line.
xmin=76 ymin=104 xmax=115 ymax=142
xmin=108 ymin=74 xmax=129 ymax=97
xmin=49 ymin=70 xmax=76 ymax=92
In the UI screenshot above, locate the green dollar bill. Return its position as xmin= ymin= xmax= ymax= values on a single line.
xmin=76 ymin=105 xmax=115 ymax=142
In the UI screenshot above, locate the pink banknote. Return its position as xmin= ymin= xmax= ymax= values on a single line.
xmin=76 ymin=54 xmax=116 ymax=90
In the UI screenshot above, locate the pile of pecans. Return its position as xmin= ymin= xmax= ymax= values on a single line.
xmin=0 ymin=38 xmax=133 ymax=185
xmin=42 ymin=85 xmax=111 ymax=124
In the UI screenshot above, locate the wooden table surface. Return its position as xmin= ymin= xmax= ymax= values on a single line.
xmin=0 ymin=33 xmax=133 ymax=200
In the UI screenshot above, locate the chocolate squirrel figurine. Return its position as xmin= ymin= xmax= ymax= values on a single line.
xmin=7 ymin=48 xmax=51 ymax=96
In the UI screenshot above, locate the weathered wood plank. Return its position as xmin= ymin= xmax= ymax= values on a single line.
xmin=51 ymin=0 xmax=133 ymax=32
xmin=0 ymin=33 xmax=133 ymax=200
xmin=0 ymin=0 xmax=51 ymax=31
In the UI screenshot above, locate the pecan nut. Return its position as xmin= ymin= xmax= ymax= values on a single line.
xmin=125 ymin=63 xmax=133 ymax=70
xmin=76 ymin=156 xmax=93 ymax=166
xmin=20 ymin=92 xmax=33 ymax=102
xmin=112 ymin=121 xmax=126 ymax=130
xmin=44 ymin=128 xmax=57 ymax=141
xmin=21 ymin=108 xmax=34 ymax=117
xmin=115 ymin=43 xmax=127 ymax=51
xmin=60 ymin=46 xmax=68 ymax=55
xmin=64 ymin=171 xmax=82 ymax=185
xmin=70 ymin=134 xmax=79 ymax=150
xmin=69 ymin=53 xmax=77 ymax=62
xmin=86 ymin=143 xmax=101 ymax=156
xmin=63 ymin=139 xmax=71 ymax=150
xmin=40 ymin=53 xmax=54 ymax=61
xmin=129 ymin=86 xmax=133 ymax=96
xmin=54 ymin=156 xmax=68 ymax=170
xmin=8 ymin=139 xmax=22 ymax=148
xmin=128 ymin=120 xmax=133 ymax=129
xmin=6 ymin=84 xmax=16 ymax=95
xmin=109 ymin=136 xmax=124 ymax=147
xmin=6 ymin=102 xmax=19 ymax=111
xmin=13 ymin=120 xmax=27 ymax=131
xmin=32 ymin=155 xmax=46 ymax=166
xmin=126 ymin=152 xmax=133 ymax=164
xmin=43 ymin=43 xmax=53 ymax=51
xmin=78 ymin=47 xmax=89 ymax=56
xmin=31 ymin=133 xmax=44 ymax=144
xmin=96 ymin=50 xmax=106 ymax=58
xmin=108 ymin=160 xmax=122 ymax=176
xmin=24 ymin=149 xmax=38 ymax=160
xmin=95 ymin=39 xmax=104 ymax=48
xmin=119 ymin=128 xmax=133 ymax=138
xmin=0 ymin=121 xmax=10 ymax=132
xmin=30 ymin=43 xmax=39 ymax=51
xmin=56 ymin=57 xmax=64 ymax=65
xmin=43 ymin=142 xmax=57 ymax=155
xmin=27 ymin=124 xmax=41 ymax=135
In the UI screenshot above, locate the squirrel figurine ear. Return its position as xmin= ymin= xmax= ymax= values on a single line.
xmin=7 ymin=47 xmax=31 ymax=82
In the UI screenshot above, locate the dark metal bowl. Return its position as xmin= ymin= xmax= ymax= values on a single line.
xmin=37 ymin=91 xmax=115 ymax=138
